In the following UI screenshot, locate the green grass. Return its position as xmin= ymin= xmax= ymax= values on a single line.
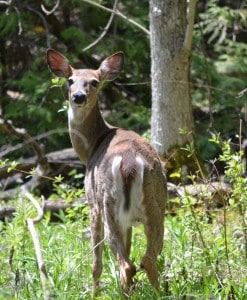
xmin=0 ymin=198 xmax=246 ymax=299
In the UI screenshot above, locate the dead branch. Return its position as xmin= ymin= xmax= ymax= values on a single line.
xmin=0 ymin=116 xmax=45 ymax=160
xmin=81 ymin=0 xmax=150 ymax=37
xmin=0 ymin=117 xmax=52 ymax=197
xmin=41 ymin=0 xmax=60 ymax=15
xmin=25 ymin=192 xmax=50 ymax=300
xmin=168 ymin=181 xmax=231 ymax=207
xmin=26 ymin=5 xmax=51 ymax=48
xmin=83 ymin=0 xmax=118 ymax=51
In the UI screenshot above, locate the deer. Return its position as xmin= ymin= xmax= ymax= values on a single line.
xmin=46 ymin=49 xmax=167 ymax=294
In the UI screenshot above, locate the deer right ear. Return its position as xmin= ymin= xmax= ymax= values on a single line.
xmin=46 ymin=49 xmax=72 ymax=78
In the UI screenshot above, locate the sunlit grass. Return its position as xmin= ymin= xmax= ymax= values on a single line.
xmin=0 ymin=197 xmax=246 ymax=299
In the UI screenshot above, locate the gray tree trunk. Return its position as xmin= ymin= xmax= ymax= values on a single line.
xmin=149 ymin=0 xmax=197 ymax=166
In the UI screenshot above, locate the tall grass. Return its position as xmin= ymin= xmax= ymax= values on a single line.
xmin=0 ymin=137 xmax=246 ymax=299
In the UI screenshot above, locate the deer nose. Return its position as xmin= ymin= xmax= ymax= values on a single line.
xmin=73 ymin=92 xmax=87 ymax=104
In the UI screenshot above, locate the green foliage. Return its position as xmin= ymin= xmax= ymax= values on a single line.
xmin=192 ymin=0 xmax=246 ymax=160
xmin=106 ymin=99 xmax=151 ymax=133
xmin=165 ymin=137 xmax=247 ymax=298
xmin=0 ymin=11 xmax=18 ymax=35
xmin=212 ymin=134 xmax=247 ymax=212
xmin=200 ymin=0 xmax=246 ymax=45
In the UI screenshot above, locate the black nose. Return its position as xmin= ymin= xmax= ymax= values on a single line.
xmin=73 ymin=92 xmax=87 ymax=104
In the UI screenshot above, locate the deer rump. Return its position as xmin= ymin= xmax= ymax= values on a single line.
xmin=85 ymin=127 xmax=161 ymax=232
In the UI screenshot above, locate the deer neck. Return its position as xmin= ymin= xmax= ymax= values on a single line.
xmin=68 ymin=102 xmax=111 ymax=165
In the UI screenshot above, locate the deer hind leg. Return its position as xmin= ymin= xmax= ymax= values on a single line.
xmin=125 ymin=227 xmax=132 ymax=257
xmin=141 ymin=213 xmax=164 ymax=289
xmin=141 ymin=191 xmax=165 ymax=289
xmin=103 ymin=196 xmax=136 ymax=291
xmin=90 ymin=207 xmax=104 ymax=293
xmin=140 ymin=172 xmax=166 ymax=289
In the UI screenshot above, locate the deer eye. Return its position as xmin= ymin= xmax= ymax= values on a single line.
xmin=68 ymin=78 xmax=74 ymax=86
xmin=90 ymin=79 xmax=99 ymax=88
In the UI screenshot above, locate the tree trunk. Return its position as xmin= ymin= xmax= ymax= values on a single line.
xmin=149 ymin=0 xmax=199 ymax=175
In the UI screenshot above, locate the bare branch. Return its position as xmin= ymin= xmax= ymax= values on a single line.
xmin=0 ymin=128 xmax=69 ymax=158
xmin=25 ymin=192 xmax=50 ymax=300
xmin=83 ymin=0 xmax=119 ymax=51
xmin=0 ymin=116 xmax=45 ymax=160
xmin=0 ymin=1 xmax=11 ymax=5
xmin=41 ymin=0 xmax=60 ymax=15
xmin=26 ymin=5 xmax=51 ymax=48
xmin=13 ymin=5 xmax=22 ymax=35
xmin=236 ymin=88 xmax=247 ymax=99
xmin=183 ymin=0 xmax=197 ymax=55
xmin=24 ymin=190 xmax=45 ymax=223
xmin=81 ymin=0 xmax=150 ymax=37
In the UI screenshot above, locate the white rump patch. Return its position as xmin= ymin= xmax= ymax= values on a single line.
xmin=129 ymin=156 xmax=145 ymax=222
xmin=110 ymin=155 xmax=145 ymax=231
xmin=136 ymin=156 xmax=145 ymax=181
xmin=111 ymin=156 xmax=123 ymax=202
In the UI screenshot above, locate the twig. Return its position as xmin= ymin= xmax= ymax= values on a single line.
xmin=13 ymin=5 xmax=22 ymax=35
xmin=25 ymin=191 xmax=50 ymax=300
xmin=0 ymin=1 xmax=11 ymax=5
xmin=81 ymin=0 xmax=150 ymax=37
xmin=41 ymin=0 xmax=60 ymax=15
xmin=83 ymin=0 xmax=118 ymax=51
xmin=236 ymin=88 xmax=247 ymax=99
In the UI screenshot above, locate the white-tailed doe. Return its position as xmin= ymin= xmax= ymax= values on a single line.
xmin=46 ymin=49 xmax=167 ymax=293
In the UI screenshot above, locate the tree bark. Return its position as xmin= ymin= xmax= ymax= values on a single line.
xmin=149 ymin=0 xmax=198 ymax=173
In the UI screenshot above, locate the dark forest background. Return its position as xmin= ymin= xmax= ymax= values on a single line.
xmin=0 ymin=0 xmax=246 ymax=197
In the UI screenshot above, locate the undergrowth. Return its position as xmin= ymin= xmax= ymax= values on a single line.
xmin=0 ymin=136 xmax=246 ymax=299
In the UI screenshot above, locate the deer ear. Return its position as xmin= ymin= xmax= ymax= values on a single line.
xmin=46 ymin=49 xmax=72 ymax=78
xmin=99 ymin=52 xmax=124 ymax=81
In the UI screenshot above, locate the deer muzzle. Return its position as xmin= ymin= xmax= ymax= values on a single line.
xmin=72 ymin=91 xmax=87 ymax=105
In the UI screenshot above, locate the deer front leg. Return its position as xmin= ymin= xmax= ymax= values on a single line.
xmin=103 ymin=197 xmax=136 ymax=292
xmin=90 ymin=206 xmax=104 ymax=293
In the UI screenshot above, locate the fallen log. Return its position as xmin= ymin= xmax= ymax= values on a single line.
xmin=0 ymin=197 xmax=87 ymax=221
xmin=0 ymin=148 xmax=82 ymax=180
xmin=0 ymin=148 xmax=84 ymax=201
xmin=167 ymin=181 xmax=231 ymax=208
xmin=0 ymin=181 xmax=231 ymax=221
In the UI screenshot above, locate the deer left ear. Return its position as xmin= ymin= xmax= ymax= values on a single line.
xmin=99 ymin=52 xmax=124 ymax=81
